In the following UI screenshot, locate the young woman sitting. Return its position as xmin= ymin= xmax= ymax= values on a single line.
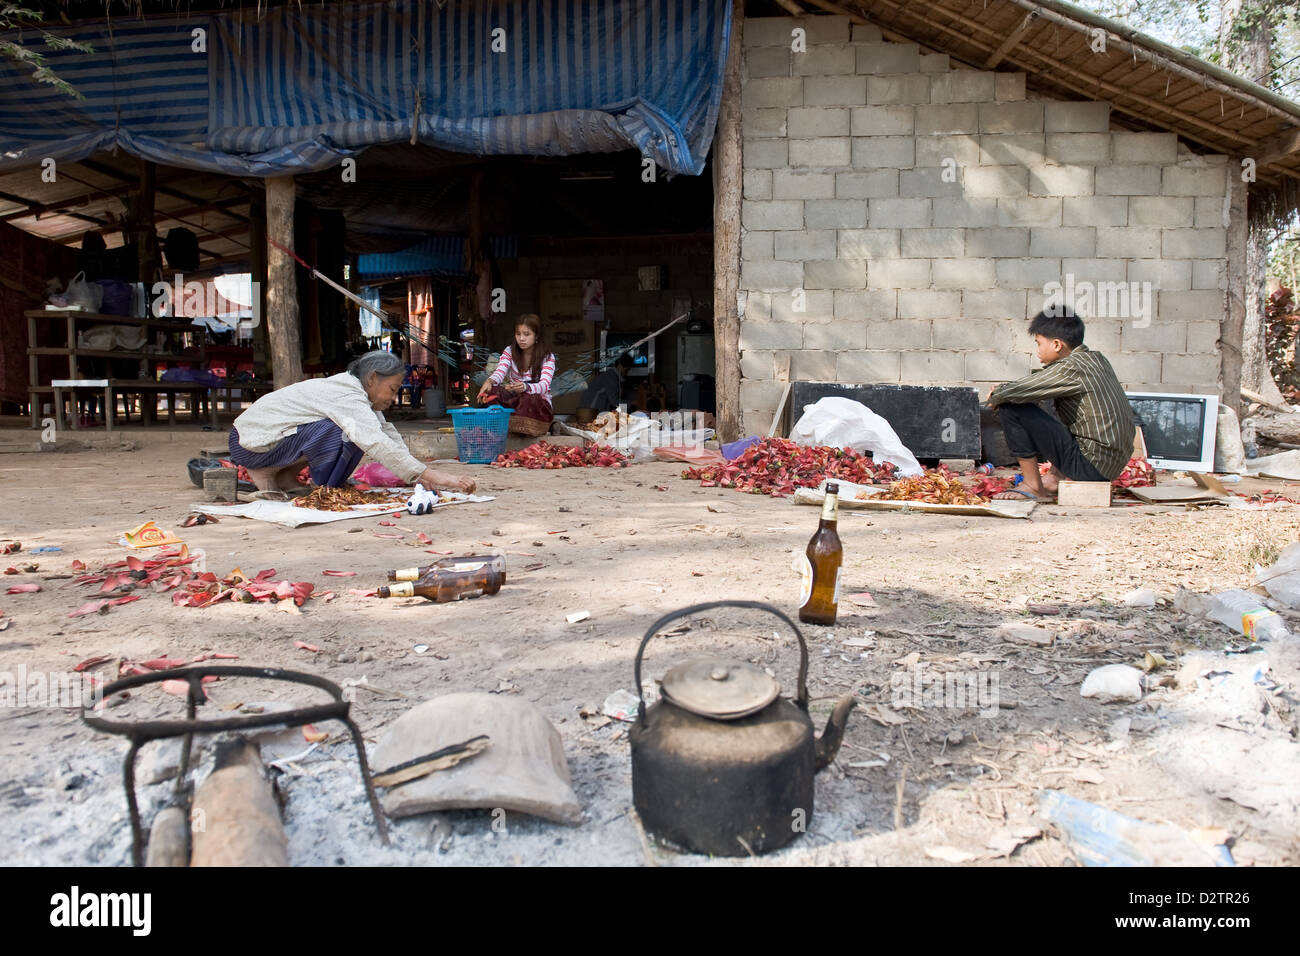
xmin=476 ymin=313 xmax=556 ymax=431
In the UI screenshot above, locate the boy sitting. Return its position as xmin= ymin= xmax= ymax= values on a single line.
xmin=986 ymin=308 xmax=1135 ymax=501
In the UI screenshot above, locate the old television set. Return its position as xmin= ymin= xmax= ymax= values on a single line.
xmin=1125 ymin=392 xmax=1218 ymax=472
xmin=600 ymin=331 xmax=654 ymax=377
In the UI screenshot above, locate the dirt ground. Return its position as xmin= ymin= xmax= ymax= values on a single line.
xmin=1 ymin=429 xmax=1298 ymax=867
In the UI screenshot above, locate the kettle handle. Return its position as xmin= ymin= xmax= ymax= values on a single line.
xmin=633 ymin=600 xmax=809 ymax=722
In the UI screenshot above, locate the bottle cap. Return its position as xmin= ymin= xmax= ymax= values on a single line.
xmin=825 ymin=482 xmax=840 ymax=494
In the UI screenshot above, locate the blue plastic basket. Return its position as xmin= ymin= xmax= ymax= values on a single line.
xmin=449 ymin=405 xmax=514 ymax=463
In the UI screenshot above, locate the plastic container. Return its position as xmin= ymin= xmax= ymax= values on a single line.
xmin=449 ymin=405 xmax=513 ymax=463
xmin=1205 ymin=588 xmax=1290 ymax=641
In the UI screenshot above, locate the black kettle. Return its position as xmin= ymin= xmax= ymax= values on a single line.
xmin=629 ymin=600 xmax=856 ymax=857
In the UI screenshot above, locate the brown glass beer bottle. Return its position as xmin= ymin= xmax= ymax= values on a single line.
xmin=377 ymin=566 xmax=503 ymax=602
xmin=798 ymin=481 xmax=842 ymax=626
xmin=387 ymin=554 xmax=506 ymax=583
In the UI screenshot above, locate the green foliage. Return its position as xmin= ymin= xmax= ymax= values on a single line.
xmin=0 ymin=2 xmax=92 ymax=99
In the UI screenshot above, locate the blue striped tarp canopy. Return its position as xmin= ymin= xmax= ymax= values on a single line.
xmin=0 ymin=0 xmax=731 ymax=177
xmin=357 ymin=235 xmax=520 ymax=281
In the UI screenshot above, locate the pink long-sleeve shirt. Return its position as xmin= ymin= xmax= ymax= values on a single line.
xmin=489 ymin=347 xmax=556 ymax=402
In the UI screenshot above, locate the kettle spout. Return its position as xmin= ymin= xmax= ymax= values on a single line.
xmin=813 ymin=694 xmax=857 ymax=772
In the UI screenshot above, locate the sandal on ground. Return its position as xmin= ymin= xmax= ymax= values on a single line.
xmin=994 ymin=487 xmax=1053 ymax=502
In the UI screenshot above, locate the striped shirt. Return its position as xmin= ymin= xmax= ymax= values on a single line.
xmin=988 ymin=345 xmax=1135 ymax=480
xmin=489 ymin=347 xmax=556 ymax=402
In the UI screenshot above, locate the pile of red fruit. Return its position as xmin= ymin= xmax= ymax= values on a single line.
xmin=681 ymin=438 xmax=896 ymax=497
xmin=493 ymin=441 xmax=628 ymax=469
xmin=1111 ymin=457 xmax=1156 ymax=490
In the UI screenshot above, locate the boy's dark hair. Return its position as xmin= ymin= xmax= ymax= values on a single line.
xmin=1028 ymin=308 xmax=1084 ymax=348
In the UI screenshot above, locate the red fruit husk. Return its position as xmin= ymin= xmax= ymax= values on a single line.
xmin=681 ymin=438 xmax=896 ymax=498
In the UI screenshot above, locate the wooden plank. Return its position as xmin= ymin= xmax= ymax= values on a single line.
xmin=712 ymin=0 xmax=743 ymax=444
xmin=265 ymin=177 xmax=303 ymax=388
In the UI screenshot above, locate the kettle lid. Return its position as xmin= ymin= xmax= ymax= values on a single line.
xmin=660 ymin=657 xmax=780 ymax=720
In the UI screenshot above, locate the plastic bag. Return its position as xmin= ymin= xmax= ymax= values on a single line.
xmin=64 ymin=271 xmax=104 ymax=312
xmin=353 ymin=462 xmax=405 ymax=487
xmin=790 ymin=397 xmax=923 ymax=476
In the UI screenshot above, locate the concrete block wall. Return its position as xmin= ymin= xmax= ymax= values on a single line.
xmin=739 ymin=15 xmax=1228 ymax=437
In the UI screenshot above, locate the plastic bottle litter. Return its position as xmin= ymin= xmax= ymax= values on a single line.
xmin=975 ymin=463 xmax=995 ymax=476
xmin=1038 ymin=791 xmax=1234 ymax=866
xmin=1205 ymin=588 xmax=1290 ymax=641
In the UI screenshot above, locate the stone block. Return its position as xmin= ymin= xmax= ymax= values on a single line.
xmin=791 ymin=349 xmax=838 ymax=381
xmin=868 ymin=258 xmax=931 ymax=289
xmin=965 ymin=227 xmax=1030 ymax=257
xmin=855 ymin=42 xmax=921 ymax=74
xmin=1096 ymin=226 xmax=1162 ymax=258
xmin=1096 ymin=165 xmax=1162 ymax=196
xmin=900 ymin=168 xmax=964 ymax=198
xmin=837 ymin=349 xmax=902 ymax=382
xmin=866 ymin=74 xmax=931 ymax=105
xmin=742 ymin=77 xmax=804 ymax=109
xmin=1193 ymin=196 xmax=1228 ymax=228
xmin=1162 ymin=228 xmax=1226 ymax=258
xmin=1127 ymin=196 xmax=1194 ymax=227
xmin=1044 ymin=101 xmax=1110 ymax=132
xmin=965 ymin=165 xmax=1030 ymax=197
xmin=774 ymin=229 xmax=838 ymax=261
xmin=1161 ymin=353 xmax=1219 ymax=386
xmin=1111 ymin=132 xmax=1178 ymax=164
xmin=920 ymin=53 xmax=950 ymax=72
xmin=1191 ymin=259 xmax=1226 ymax=290
xmin=852 ymin=23 xmax=883 ymax=43
xmin=741 ymin=259 xmax=805 ymax=291
xmin=1186 ymin=319 xmax=1221 ymax=353
xmin=901 ymin=227 xmax=964 ymax=257
xmin=963 ymin=289 xmax=1028 ymax=320
xmin=1029 ymin=227 xmax=1096 ymax=258
xmin=1062 ymin=258 xmax=1128 ymax=283
xmin=948 ymin=70 xmax=997 ymax=103
xmin=741 ymin=349 xmax=780 ymax=380
xmin=1081 ymin=318 xmax=1122 ymax=352
xmin=915 ymin=104 xmax=979 ymax=135
xmin=850 ymin=135 xmax=915 ymax=167
xmin=931 ymin=317 xmax=998 ymax=349
xmin=744 ymin=17 xmax=803 ymax=48
xmin=836 ymin=169 xmax=899 ymax=198
xmin=804 ymin=199 xmax=869 ymax=229
xmin=1157 ymin=290 xmax=1221 ymax=323
xmin=787 ymin=107 xmax=851 ymax=137
xmin=995 ymin=258 xmax=1063 ymax=289
xmin=1163 ymin=165 xmax=1227 ymax=197
xmin=834 ymin=289 xmax=897 ymax=321
xmin=1029 ymin=164 xmax=1094 ymax=196
xmin=741 ymin=230 xmax=774 ymax=260
xmin=772 ymin=289 xmax=834 ymax=322
xmin=1122 ymin=322 xmax=1184 ymax=352
xmin=869 ymin=197 xmax=931 ymax=228
xmin=804 ymin=320 xmax=867 ymax=350
xmin=838 ymin=228 xmax=900 ymax=258
xmin=804 ymin=259 xmax=867 ymax=289
xmin=790 ymin=137 xmax=852 ymax=167
xmin=979 ymin=134 xmax=1045 ymax=166
xmin=742 ymin=200 xmax=803 ymax=231
xmin=747 ymin=47 xmax=793 ymax=78
xmin=1063 ymin=196 xmax=1128 ymax=227
xmin=741 ymin=378 xmax=791 ymax=408
xmin=739 ymin=320 xmax=803 ymax=351
xmin=804 ymin=15 xmax=851 ymax=44
xmin=901 ymin=350 xmax=965 ymax=383
xmin=998 ymin=197 xmax=1062 ymax=227
xmin=866 ymin=318 xmax=933 ymax=348
xmin=914 ymin=135 xmax=980 ymax=167
xmin=897 ymin=290 xmax=962 ymax=320
xmin=979 ymin=101 xmax=1044 ymax=133
xmin=793 ymin=44 xmax=857 ymax=75
xmin=995 ymin=73 xmax=1026 ymax=101
xmin=1125 ymin=258 xmax=1191 ymax=291
xmin=773 ymin=170 xmax=836 ymax=199
xmin=1045 ymin=133 xmax=1111 ymax=164
xmin=932 ymin=196 xmax=999 ymax=227
xmin=743 ymin=169 xmax=773 ymax=200
xmin=745 ymin=139 xmax=789 ymax=168
xmin=804 ymin=75 xmax=867 ymax=106
xmin=850 ymin=105 xmax=914 ymax=135
xmin=965 ymin=350 xmax=1032 ymax=381
xmin=743 ymin=108 xmax=788 ymax=138
xmin=931 ymin=257 xmax=997 ymax=290
xmin=1108 ymin=352 xmax=1162 ymax=385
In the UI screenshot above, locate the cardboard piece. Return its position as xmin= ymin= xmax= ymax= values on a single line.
xmin=793 ymin=483 xmax=1035 ymax=519
xmin=1126 ymin=474 xmax=1226 ymax=505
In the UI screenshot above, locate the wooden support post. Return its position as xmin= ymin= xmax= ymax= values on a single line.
xmin=1220 ymin=163 xmax=1247 ymax=418
xmin=134 ymin=160 xmax=159 ymax=284
xmin=265 ymin=177 xmax=303 ymax=388
xmin=712 ymin=0 xmax=743 ymax=444
xmin=249 ymin=194 xmax=270 ymax=379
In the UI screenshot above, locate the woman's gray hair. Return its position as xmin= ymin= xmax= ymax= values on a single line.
xmin=348 ymin=350 xmax=405 ymax=387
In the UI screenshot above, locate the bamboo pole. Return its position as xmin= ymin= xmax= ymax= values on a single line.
xmin=712 ymin=0 xmax=743 ymax=444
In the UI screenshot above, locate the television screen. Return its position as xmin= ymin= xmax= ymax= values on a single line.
xmin=1125 ymin=393 xmax=1218 ymax=471
xmin=601 ymin=332 xmax=653 ymax=376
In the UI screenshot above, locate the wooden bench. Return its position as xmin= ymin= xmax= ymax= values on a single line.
xmin=50 ymin=379 xmax=218 ymax=429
